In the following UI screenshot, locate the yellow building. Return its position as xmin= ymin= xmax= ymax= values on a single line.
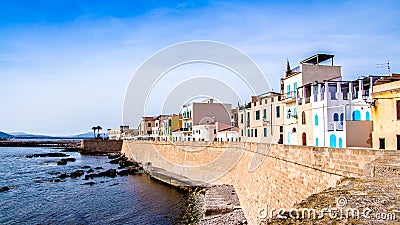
xmin=372 ymin=73 xmax=400 ymax=150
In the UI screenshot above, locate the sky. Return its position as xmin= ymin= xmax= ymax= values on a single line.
xmin=0 ymin=0 xmax=399 ymax=136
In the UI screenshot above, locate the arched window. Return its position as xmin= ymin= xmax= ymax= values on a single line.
xmin=366 ymin=111 xmax=371 ymax=121
xmin=314 ymin=114 xmax=319 ymax=126
xmin=330 ymin=134 xmax=337 ymax=148
xmin=352 ymin=110 xmax=361 ymax=121
xmin=302 ymin=111 xmax=306 ymax=124
xmin=338 ymin=137 xmax=343 ymax=148
xmin=302 ymin=132 xmax=307 ymax=146
xmin=333 ymin=113 xmax=339 ymax=121
xmin=340 ymin=113 xmax=344 ymax=121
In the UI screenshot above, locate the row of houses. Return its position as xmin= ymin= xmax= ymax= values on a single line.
xmin=110 ymin=53 xmax=400 ymax=150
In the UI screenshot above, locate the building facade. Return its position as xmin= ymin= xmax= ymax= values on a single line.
xmin=175 ymin=99 xmax=232 ymax=141
xmin=371 ymin=74 xmax=400 ymax=150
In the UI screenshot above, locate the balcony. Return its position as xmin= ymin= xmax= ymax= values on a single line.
xmin=282 ymin=91 xmax=296 ymax=103
xmin=335 ymin=121 xmax=343 ymax=131
xmin=328 ymin=121 xmax=344 ymax=131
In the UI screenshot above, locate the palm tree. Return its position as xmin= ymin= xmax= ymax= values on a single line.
xmin=96 ymin=126 xmax=102 ymax=138
xmin=92 ymin=126 xmax=97 ymax=139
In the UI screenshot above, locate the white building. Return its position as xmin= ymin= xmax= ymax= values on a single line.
xmin=296 ymin=76 xmax=380 ymax=148
xmin=216 ymin=127 xmax=239 ymax=142
xmin=281 ymin=54 xmax=342 ymax=145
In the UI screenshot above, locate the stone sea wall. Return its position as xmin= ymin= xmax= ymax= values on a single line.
xmin=122 ymin=141 xmax=394 ymax=225
xmin=81 ymin=140 xmax=122 ymax=154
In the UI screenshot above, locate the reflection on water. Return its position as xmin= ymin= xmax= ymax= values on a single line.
xmin=0 ymin=147 xmax=186 ymax=225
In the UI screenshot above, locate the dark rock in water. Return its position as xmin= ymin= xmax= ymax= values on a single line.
xmin=84 ymin=169 xmax=117 ymax=180
xmin=57 ymin=173 xmax=68 ymax=179
xmin=26 ymin=152 xmax=69 ymax=158
xmin=87 ymin=169 xmax=94 ymax=173
xmin=62 ymin=158 xmax=76 ymax=162
xmin=0 ymin=186 xmax=10 ymax=192
xmin=119 ymin=159 xmax=135 ymax=168
xmin=57 ymin=160 xmax=67 ymax=165
xmin=109 ymin=157 xmax=121 ymax=164
xmin=117 ymin=169 xmax=129 ymax=176
xmin=82 ymin=182 xmax=95 ymax=186
xmin=70 ymin=170 xmax=84 ymax=178
xmin=61 ymin=147 xmax=81 ymax=152
xmin=118 ymin=166 xmax=142 ymax=176
xmin=53 ymin=179 xmax=62 ymax=182
xmin=108 ymin=153 xmax=122 ymax=159
xmin=94 ymin=167 xmax=103 ymax=170
xmin=110 ymin=183 xmax=119 ymax=186
xmin=100 ymin=181 xmax=105 ymax=183
xmin=104 ymin=169 xmax=117 ymax=178
xmin=57 ymin=158 xmax=76 ymax=165
xmin=81 ymin=166 xmax=91 ymax=169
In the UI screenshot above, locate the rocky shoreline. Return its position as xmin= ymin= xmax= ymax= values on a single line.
xmin=0 ymin=140 xmax=80 ymax=148
xmin=5 ymin=149 xmax=248 ymax=224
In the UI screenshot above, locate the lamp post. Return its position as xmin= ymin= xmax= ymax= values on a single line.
xmin=287 ymin=109 xmax=297 ymax=118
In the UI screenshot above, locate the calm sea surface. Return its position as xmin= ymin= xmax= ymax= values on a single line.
xmin=0 ymin=147 xmax=187 ymax=224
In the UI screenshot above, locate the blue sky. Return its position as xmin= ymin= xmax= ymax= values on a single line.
xmin=0 ymin=0 xmax=399 ymax=135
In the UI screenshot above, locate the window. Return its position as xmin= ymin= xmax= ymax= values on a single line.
xmin=302 ymin=111 xmax=306 ymax=124
xmin=148 ymin=122 xmax=151 ymax=127
xmin=251 ymin=129 xmax=254 ymax=137
xmin=240 ymin=114 xmax=243 ymax=123
xmin=352 ymin=110 xmax=361 ymax=121
xmin=214 ymin=129 xmax=216 ymax=134
xmin=280 ymin=126 xmax=283 ymax=133
xmin=315 ymin=138 xmax=319 ymax=147
xmin=333 ymin=113 xmax=339 ymax=121
xmin=338 ymin=137 xmax=343 ymax=148
xmin=379 ymin=138 xmax=385 ymax=149
xmin=247 ymin=112 xmax=251 ymax=127
xmin=294 ymin=82 xmax=298 ymax=96
xmin=255 ymin=128 xmax=258 ymax=137
xmin=264 ymin=128 xmax=267 ymax=137
xmin=241 ymin=129 xmax=244 ymax=136
xmin=302 ymin=132 xmax=307 ymax=146
xmin=247 ymin=129 xmax=250 ymax=137
xmin=330 ymin=134 xmax=337 ymax=148
xmin=286 ymin=85 xmax=291 ymax=98
xmin=256 ymin=110 xmax=260 ymax=120
xmin=397 ymin=101 xmax=400 ymax=120
xmin=366 ymin=111 xmax=371 ymax=121
xmin=397 ymin=135 xmax=400 ymax=150
xmin=315 ymin=115 xmax=319 ymax=126
xmin=340 ymin=113 xmax=344 ymax=121
xmin=276 ymin=106 xmax=281 ymax=118
xmin=263 ymin=109 xmax=267 ymax=119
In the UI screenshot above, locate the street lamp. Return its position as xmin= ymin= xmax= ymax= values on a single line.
xmin=287 ymin=109 xmax=297 ymax=118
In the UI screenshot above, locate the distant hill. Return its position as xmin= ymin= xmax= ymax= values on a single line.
xmin=9 ymin=132 xmax=52 ymax=138
xmin=71 ymin=132 xmax=94 ymax=139
xmin=0 ymin=131 xmax=13 ymax=139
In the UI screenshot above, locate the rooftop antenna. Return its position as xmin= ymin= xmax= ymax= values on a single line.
xmin=377 ymin=60 xmax=391 ymax=74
